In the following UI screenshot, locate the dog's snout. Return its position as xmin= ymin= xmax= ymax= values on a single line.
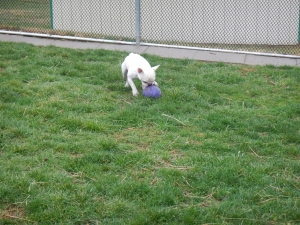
xmin=143 ymin=80 xmax=154 ymax=86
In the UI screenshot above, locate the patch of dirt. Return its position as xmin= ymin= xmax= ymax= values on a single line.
xmin=240 ymin=67 xmax=256 ymax=76
xmin=0 ymin=205 xmax=25 ymax=221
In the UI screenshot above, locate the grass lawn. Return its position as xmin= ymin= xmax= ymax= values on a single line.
xmin=0 ymin=41 xmax=300 ymax=224
xmin=0 ymin=0 xmax=50 ymax=30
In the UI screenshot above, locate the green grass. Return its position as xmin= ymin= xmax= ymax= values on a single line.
xmin=0 ymin=0 xmax=51 ymax=30
xmin=0 ymin=41 xmax=300 ymax=224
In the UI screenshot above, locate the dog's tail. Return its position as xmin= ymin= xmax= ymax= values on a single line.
xmin=121 ymin=62 xmax=128 ymax=80
xmin=123 ymin=69 xmax=128 ymax=80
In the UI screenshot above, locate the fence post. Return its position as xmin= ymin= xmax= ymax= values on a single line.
xmin=298 ymin=7 xmax=300 ymax=43
xmin=50 ymin=0 xmax=53 ymax=29
xmin=135 ymin=0 xmax=141 ymax=45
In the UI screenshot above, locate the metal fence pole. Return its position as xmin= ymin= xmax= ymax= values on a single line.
xmin=298 ymin=7 xmax=300 ymax=43
xmin=50 ymin=0 xmax=53 ymax=29
xmin=135 ymin=0 xmax=141 ymax=45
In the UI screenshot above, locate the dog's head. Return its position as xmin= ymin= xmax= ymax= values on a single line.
xmin=138 ymin=65 xmax=160 ymax=87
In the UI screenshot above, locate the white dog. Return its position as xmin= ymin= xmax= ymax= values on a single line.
xmin=121 ymin=53 xmax=160 ymax=96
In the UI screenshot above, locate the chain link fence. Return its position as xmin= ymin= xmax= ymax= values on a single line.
xmin=1 ymin=0 xmax=300 ymax=55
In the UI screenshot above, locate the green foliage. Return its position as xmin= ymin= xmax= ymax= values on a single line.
xmin=1 ymin=42 xmax=300 ymax=224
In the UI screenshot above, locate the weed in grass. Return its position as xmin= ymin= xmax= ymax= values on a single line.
xmin=0 ymin=41 xmax=300 ymax=224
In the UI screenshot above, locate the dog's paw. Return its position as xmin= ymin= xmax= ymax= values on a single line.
xmin=132 ymin=91 xmax=139 ymax=96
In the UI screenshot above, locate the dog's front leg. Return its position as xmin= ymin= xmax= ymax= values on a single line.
xmin=127 ymin=78 xmax=139 ymax=96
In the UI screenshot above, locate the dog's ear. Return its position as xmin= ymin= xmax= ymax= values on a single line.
xmin=152 ymin=65 xmax=160 ymax=71
xmin=138 ymin=68 xmax=143 ymax=73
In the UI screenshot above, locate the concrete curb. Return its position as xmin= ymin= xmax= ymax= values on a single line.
xmin=1 ymin=33 xmax=299 ymax=67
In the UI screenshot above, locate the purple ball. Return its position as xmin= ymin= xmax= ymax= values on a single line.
xmin=143 ymin=85 xmax=162 ymax=99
